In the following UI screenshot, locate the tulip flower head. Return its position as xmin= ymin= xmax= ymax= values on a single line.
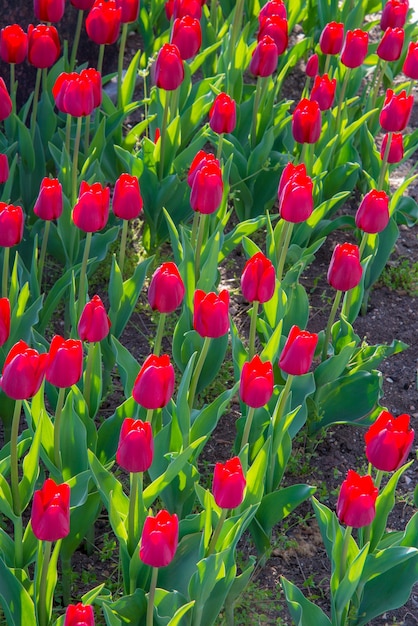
xmin=86 ymin=0 xmax=122 ymax=45
xmin=327 ymin=242 xmax=362 ymax=292
xmin=190 ymin=161 xmax=224 ymax=214
xmin=171 ymin=15 xmax=202 ymax=60
xmin=380 ymin=0 xmax=409 ymax=30
xmin=305 ymin=53 xmax=319 ymax=78
xmin=212 ymin=457 xmax=246 ymax=509
xmin=117 ymin=0 xmax=140 ymax=23
xmin=250 ymin=35 xmax=279 ymax=77
xmin=71 ymin=0 xmax=95 ymax=8
xmin=209 ymin=92 xmax=237 ymax=134
xmin=279 ymin=169 xmax=314 ymax=223
xmin=78 ymin=295 xmax=111 ymax=342
xmin=132 ymin=354 xmax=175 ymax=409
xmin=0 ymin=340 xmax=48 ymax=400
xmin=0 ymin=78 xmax=12 ymax=120
xmin=0 ymin=297 xmax=11 ymax=347
xmin=279 ymin=325 xmax=318 ymax=376
xmin=355 ymin=189 xmax=390 ymax=234
xmin=187 ymin=150 xmax=220 ymax=187
xmin=193 ymin=289 xmax=230 ymax=338
xmin=46 ymin=335 xmax=83 ymax=388
xmin=33 ymin=177 xmax=63 ymax=221
xmin=165 ymin=0 xmax=203 ymax=20
xmin=31 ymin=478 xmax=70 ymax=541
xmin=148 ymin=262 xmax=185 ymax=313
xmin=112 ymin=173 xmax=143 ymax=220
xmin=0 ymin=24 xmax=28 ymax=64
xmin=380 ymin=132 xmax=404 ymax=163
xmin=0 ymin=154 xmax=9 ymax=183
xmin=154 ymin=43 xmax=184 ymax=90
xmin=27 ymin=24 xmax=60 ymax=68
xmin=34 ymin=0 xmax=65 ymax=22
xmin=319 ymin=21 xmax=344 ymax=55
xmin=365 ymin=410 xmax=415 ymax=472
xmin=140 ymin=509 xmax=179 ymax=567
xmin=53 ymin=71 xmax=99 ymax=117
xmin=240 ymin=355 xmax=274 ymax=408
xmin=403 ymin=41 xmax=418 ymax=80
xmin=259 ymin=0 xmax=287 ymax=20
xmin=73 ymin=181 xmax=110 ymax=232
xmin=292 ymin=98 xmax=321 ymax=144
xmin=277 ymin=162 xmax=307 ymax=200
xmin=337 ymin=469 xmax=378 ymax=528
xmin=241 ymin=252 xmax=276 ymax=303
xmin=380 ymin=89 xmax=413 ymax=132
xmin=116 ymin=418 xmax=154 ymax=473
xmin=377 ymin=27 xmax=404 ymax=62
xmin=340 ymin=29 xmax=369 ymax=68
xmin=64 ymin=603 xmax=95 ymax=626
xmin=0 ymin=202 xmax=24 ymax=247
xmin=257 ymin=15 xmax=288 ymax=55
xmin=310 ymin=74 xmax=336 ymax=111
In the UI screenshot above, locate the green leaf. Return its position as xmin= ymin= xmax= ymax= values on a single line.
xmin=121 ymin=49 xmax=141 ymax=108
xmin=281 ymin=576 xmax=332 ymax=626
xmin=112 ymin=336 xmax=140 ymax=397
xmin=256 ymin=484 xmax=316 ymax=536
xmin=0 ymin=558 xmax=36 ymax=626
xmin=96 ymin=396 xmax=137 ymax=464
xmin=19 ymin=414 xmax=43 ymax=512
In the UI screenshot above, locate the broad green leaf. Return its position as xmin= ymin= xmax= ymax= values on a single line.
xmin=281 ymin=576 xmax=332 ymax=626
xmin=0 ymin=557 xmax=36 ymax=626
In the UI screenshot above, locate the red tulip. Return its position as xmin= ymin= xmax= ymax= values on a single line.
xmin=305 ymin=53 xmax=319 ymax=78
xmin=240 ymin=355 xmax=274 ymax=408
xmin=212 ymin=457 xmax=246 ymax=509
xmin=53 ymin=71 xmax=96 ymax=117
xmin=0 ymin=340 xmax=48 ymax=400
xmin=190 ymin=162 xmax=224 ymax=214
xmin=154 ymin=43 xmax=184 ymax=90
xmin=380 ymin=132 xmax=404 ymax=163
xmin=165 ymin=0 xmax=203 ymax=20
xmin=86 ymin=0 xmax=122 ymax=45
xmin=292 ymin=98 xmax=321 ymax=144
xmin=209 ymin=92 xmax=236 ymax=134
xmin=327 ymin=242 xmax=362 ymax=291
xmin=337 ymin=470 xmax=378 ymax=528
xmin=259 ymin=0 xmax=287 ymax=20
xmin=27 ymin=24 xmax=60 ymax=69
xmin=310 ymin=73 xmax=336 ymax=111
xmin=78 ymin=295 xmax=111 ymax=342
xmin=0 ymin=154 xmax=9 ymax=183
xmin=187 ymin=150 xmax=220 ymax=187
xmin=132 ymin=354 xmax=175 ymax=409
xmin=277 ymin=162 xmax=307 ymax=200
xmin=257 ymin=15 xmax=288 ymax=56
xmin=0 ymin=24 xmax=28 ymax=64
xmin=112 ymin=173 xmax=143 ymax=220
xmin=148 ymin=262 xmax=185 ymax=313
xmin=319 ymin=21 xmax=344 ymax=55
xmin=80 ymin=68 xmax=102 ymax=108
xmin=140 ymin=510 xmax=178 ymax=567
xmin=377 ymin=27 xmax=404 ymax=62
xmin=340 ymin=29 xmax=369 ymax=68
xmin=116 ymin=0 xmax=140 ymax=23
xmin=193 ymin=289 xmax=230 ymax=338
xmin=116 ymin=418 xmax=154 ymax=473
xmin=0 ymin=202 xmax=24 ymax=247
xmin=365 ymin=410 xmax=415 ymax=472
xmin=34 ymin=0 xmax=65 ymax=22
xmin=71 ymin=0 xmax=95 ymax=9
xmin=46 ymin=335 xmax=83 ymax=388
xmin=31 ymin=478 xmax=70 ymax=541
xmin=33 ymin=178 xmax=63 ymax=221
xmin=355 ymin=189 xmax=390 ymax=234
xmin=0 ymin=297 xmax=11 ymax=347
xmin=241 ymin=252 xmax=275 ymax=303
xmin=403 ymin=41 xmax=418 ymax=80
xmin=279 ymin=325 xmax=318 ymax=376
xmin=279 ymin=169 xmax=314 ymax=223
xmin=72 ymin=181 xmax=110 ymax=232
xmin=381 ymin=0 xmax=409 ymax=30
xmin=171 ymin=16 xmax=201 ymax=60
xmin=250 ymin=35 xmax=279 ymax=77
xmin=64 ymin=603 xmax=95 ymax=626
xmin=380 ymin=88 xmax=413 ymax=132
xmin=0 ymin=78 xmax=12 ymax=120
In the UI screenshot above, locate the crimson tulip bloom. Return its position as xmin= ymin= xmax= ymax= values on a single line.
xmin=381 ymin=0 xmax=409 ymax=30
xmin=0 ymin=340 xmax=48 ymax=400
xmin=190 ymin=162 xmax=224 ymax=214
xmin=73 ymin=181 xmax=110 ymax=232
xmin=80 ymin=68 xmax=102 ymax=108
xmin=355 ymin=189 xmax=390 ymax=234
xmin=33 ymin=177 xmax=63 ymax=221
xmin=78 ymin=295 xmax=111 ymax=342
xmin=292 ymin=98 xmax=321 ymax=144
xmin=365 ymin=410 xmax=415 ymax=472
xmin=259 ymin=0 xmax=287 ymax=20
xmin=319 ymin=21 xmax=344 ymax=55
xmin=0 ymin=154 xmax=9 ymax=183
xmin=279 ymin=169 xmax=314 ymax=223
xmin=34 ymin=0 xmax=65 ymax=22
xmin=117 ymin=0 xmax=140 ymax=23
xmin=187 ymin=150 xmax=220 ymax=187
xmin=279 ymin=325 xmax=318 ymax=376
xmin=116 ymin=418 xmax=154 ymax=473
xmin=31 ymin=478 xmax=70 ymax=541
xmin=154 ymin=43 xmax=184 ymax=90
xmin=340 ymin=29 xmax=369 ymax=68
xmin=171 ymin=16 xmax=201 ymax=60
xmin=133 ymin=354 xmax=175 ymax=409
xmin=27 ymin=24 xmax=60 ymax=69
xmin=140 ymin=510 xmax=179 ymax=568
xmin=250 ymin=35 xmax=279 ymax=77
xmin=240 ymin=356 xmax=274 ymax=408
xmin=193 ymin=289 xmax=230 ymax=338
xmin=337 ymin=470 xmax=378 ymax=528
xmin=0 ymin=297 xmax=11 ymax=347
xmin=53 ymin=71 xmax=96 ymax=117
xmin=46 ymin=335 xmax=83 ymax=388
xmin=86 ymin=0 xmax=122 ymax=45
xmin=241 ymin=252 xmax=275 ymax=303
xmin=112 ymin=173 xmax=143 ymax=220
xmin=0 ymin=202 xmax=24 ymax=247
xmin=380 ymin=132 xmax=404 ymax=163
xmin=0 ymin=24 xmax=28 ymax=64
xmin=277 ymin=162 xmax=307 ymax=200
xmin=165 ymin=0 xmax=203 ymax=20
xmin=212 ymin=457 xmax=246 ymax=509
xmin=64 ymin=603 xmax=95 ymax=626
xmin=310 ymin=74 xmax=336 ymax=111
xmin=209 ymin=93 xmax=236 ymax=134
xmin=380 ymin=89 xmax=413 ymax=132
xmin=0 ymin=78 xmax=13 ymax=121
xmin=377 ymin=27 xmax=404 ymax=62
xmin=71 ymin=0 xmax=95 ymax=8
xmin=148 ymin=262 xmax=185 ymax=313
xmin=327 ymin=242 xmax=362 ymax=292
xmin=305 ymin=53 xmax=319 ymax=78
xmin=403 ymin=41 xmax=418 ymax=79
xmin=257 ymin=15 xmax=288 ymax=56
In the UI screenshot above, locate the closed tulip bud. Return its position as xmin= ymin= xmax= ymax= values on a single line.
xmin=403 ymin=41 xmax=418 ymax=80
xmin=148 ymin=262 xmax=185 ymax=313
xmin=116 ymin=418 xmax=154 ymax=473
xmin=171 ymin=16 xmax=201 ymax=60
xmin=112 ymin=173 xmax=143 ymax=220
xmin=193 ymin=289 xmax=230 ymax=338
xmin=213 ymin=457 xmax=246 ymax=509
xmin=187 ymin=150 xmax=220 ymax=187
xmin=78 ymin=295 xmax=111 ymax=342
xmin=319 ymin=21 xmax=344 ymax=55
xmin=46 ymin=335 xmax=83 ymax=388
xmin=64 ymin=603 xmax=95 ymax=626
xmin=140 ymin=510 xmax=178 ymax=568
xmin=65 ymin=74 xmax=95 ymax=116
xmin=52 ymin=72 xmax=77 ymax=114
xmin=377 ymin=27 xmax=404 ymax=61
xmin=27 ymin=24 xmax=60 ymax=69
xmin=292 ymin=98 xmax=321 ymax=144
xmin=0 ymin=78 xmax=13 ymax=121
xmin=365 ymin=410 xmax=415 ymax=472
xmin=279 ymin=169 xmax=314 ymax=223
xmin=154 ymin=43 xmax=184 ymax=90
xmin=337 ymin=470 xmax=378 ymax=528
xmin=257 ymin=15 xmax=288 ymax=56
xmin=279 ymin=325 xmax=318 ymax=376
xmin=209 ymin=92 xmax=237 ymax=134
xmin=31 ymin=478 xmax=70 ymax=541
xmin=355 ymin=189 xmax=390 ymax=234
xmin=240 ymin=355 xmax=274 ymax=408
xmin=80 ymin=68 xmax=102 ymax=108
xmin=259 ymin=0 xmax=287 ymax=20
xmin=0 ymin=340 xmax=48 ymax=400
xmin=310 ymin=74 xmax=336 ymax=111
xmin=73 ymin=181 xmax=110 ymax=232
xmin=305 ymin=53 xmax=319 ymax=78
xmin=33 ymin=177 xmax=63 ymax=221
xmin=165 ymin=0 xmax=203 ymax=20
xmin=133 ymin=354 xmax=175 ymax=409
xmin=340 ymin=29 xmax=369 ymax=68
xmin=116 ymin=0 xmax=140 ymax=24
xmin=34 ymin=0 xmax=65 ymax=22
xmin=380 ymin=132 xmax=404 ymax=163
xmin=250 ymin=35 xmax=279 ymax=77
xmin=241 ymin=252 xmax=275 ymax=303
xmin=327 ymin=242 xmax=362 ymax=292
xmin=0 ymin=154 xmax=9 ymax=183
xmin=0 ymin=24 xmax=28 ymax=64
xmin=190 ymin=162 xmax=224 ymax=214
xmin=277 ymin=162 xmax=307 ymax=201
xmin=380 ymin=0 xmax=409 ymax=30
xmin=0 ymin=297 xmax=11 ymax=347
xmin=380 ymin=88 xmax=413 ymax=132
xmin=0 ymin=202 xmax=24 ymax=247
xmin=71 ymin=0 xmax=95 ymax=9
xmin=86 ymin=0 xmax=122 ymax=45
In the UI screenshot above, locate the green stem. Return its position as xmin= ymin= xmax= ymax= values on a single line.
xmin=370 ymin=60 xmax=386 ymax=112
xmin=324 ymin=54 xmax=331 ymax=76
xmin=359 ymin=231 xmax=368 ymax=259
xmin=13 ymin=516 xmax=23 ymax=568
xmin=97 ymin=43 xmax=105 ymax=76
xmin=339 ymin=525 xmax=353 ymax=583
xmin=2 ymin=246 xmax=9 ymax=298
xmin=70 ymin=9 xmax=84 ymax=71
xmin=78 ymin=231 xmax=92 ymax=317
xmin=158 ymin=89 xmax=171 ymax=180
xmin=248 ymin=300 xmax=259 ymax=359
xmin=190 ymin=211 xmax=199 ymax=248
xmin=194 ymin=212 xmax=208 ymax=281
xmin=378 ymin=130 xmax=392 ymax=190
xmin=83 ymin=341 xmax=96 ymax=414
xmin=335 ymin=67 xmax=351 ymax=134
xmin=38 ymin=220 xmax=51 ymax=288
xmin=276 ymin=221 xmax=294 ymax=283
xmin=118 ymin=23 xmax=129 ymax=108
xmin=84 ymin=113 xmax=91 ymax=154
xmin=272 ymin=374 xmax=293 ymax=431
xmin=31 ymin=67 xmax=42 ymax=140
xmin=53 ymin=387 xmax=66 ymax=471
xmin=374 ymin=469 xmax=384 ymax=489
xmin=188 ymin=336 xmax=211 ymax=410
xmin=153 ymin=313 xmax=166 ymax=356
xmin=118 ymin=218 xmax=129 ymax=277
xmin=145 ymin=408 xmax=154 ymax=423
xmin=207 ymin=508 xmax=228 ymax=556
xmin=251 ymin=76 xmax=264 ymax=147
xmin=10 ymin=399 xmax=23 ymax=517
xmin=128 ymin=471 xmax=143 ymax=557
xmin=38 ymin=541 xmax=53 ymax=626
xmin=71 ymin=115 xmax=82 ymax=206
xmin=240 ymin=406 xmax=255 ymax=451
xmin=146 ymin=567 xmax=159 ymax=626
xmin=321 ymin=289 xmax=343 ymax=361
xmin=65 ymin=113 xmax=72 ymax=156
xmin=341 ymin=288 xmax=353 ymax=320
xmin=10 ymin=63 xmax=16 ymax=114
xmin=216 ymin=132 xmax=224 ymax=162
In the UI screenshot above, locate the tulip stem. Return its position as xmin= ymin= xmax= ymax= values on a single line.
xmin=70 ymin=8 xmax=84 ymax=71
xmin=324 ymin=54 xmax=331 ymax=76
xmin=339 ymin=525 xmax=353 ymax=583
xmin=83 ymin=341 xmax=96 ymax=415
xmin=158 ymin=89 xmax=171 ymax=180
xmin=65 ymin=113 xmax=72 ymax=156
xmin=78 ymin=231 xmax=92 ymax=318
xmin=10 ymin=399 xmax=23 ymax=518
xmin=128 ymin=471 xmax=143 ymax=558
xmin=359 ymin=231 xmax=368 ymax=259
xmin=321 ymin=289 xmax=343 ymax=361
xmin=272 ymin=374 xmax=293 ymax=431
xmin=341 ymin=288 xmax=353 ymax=321
xmin=370 ymin=60 xmax=387 ymax=113
xmin=38 ymin=220 xmax=51 ymax=288
xmin=38 ymin=540 xmax=53 ymax=626
xmin=53 ymin=387 xmax=66 ymax=472
xmin=146 ymin=567 xmax=159 ymax=626
xmin=248 ymin=300 xmax=259 ymax=360
xmin=188 ymin=336 xmax=211 ymax=411
xmin=216 ymin=132 xmax=224 ymax=162
xmin=10 ymin=63 xmax=16 ymax=114
xmin=97 ymin=44 xmax=105 ymax=76
xmin=71 ymin=115 xmax=82 ymax=206
xmin=191 ymin=212 xmax=199 ymax=248
xmin=268 ymin=374 xmax=293 ymax=494
xmin=378 ymin=131 xmax=392 ymax=190
xmin=2 ymin=246 xmax=9 ymax=299
xmin=145 ymin=408 xmax=154 ymax=423
xmin=153 ymin=313 xmax=166 ymax=356
xmin=276 ymin=220 xmax=294 ymax=283
xmin=31 ymin=67 xmax=42 ymax=141
xmin=194 ymin=212 xmax=208 ymax=281
xmin=118 ymin=218 xmax=129 ymax=277
xmin=374 ymin=469 xmax=384 ymax=490
xmin=13 ymin=516 xmax=23 ymax=569
xmin=335 ymin=67 xmax=351 ymax=135
xmin=207 ymin=507 xmax=228 ymax=556
xmin=240 ymin=406 xmax=256 ymax=451
xmin=118 ymin=23 xmax=129 ymax=109
xmin=84 ymin=114 xmax=91 ymax=154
